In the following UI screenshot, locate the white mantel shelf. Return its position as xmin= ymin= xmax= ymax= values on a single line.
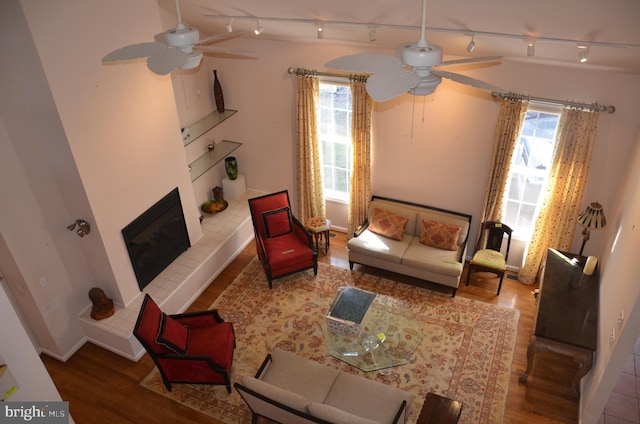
xmin=78 ymin=189 xmax=263 ymax=361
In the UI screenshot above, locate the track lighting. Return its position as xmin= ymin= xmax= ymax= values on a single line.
xmin=254 ymin=19 xmax=263 ymax=35
xmin=317 ymin=25 xmax=324 ymax=39
xmin=578 ymin=45 xmax=589 ymax=63
xmin=466 ymin=35 xmax=475 ymax=53
xmin=369 ymin=27 xmax=377 ymax=42
xmin=526 ymin=38 xmax=535 ymax=56
xmin=226 ymin=18 xmax=233 ymax=33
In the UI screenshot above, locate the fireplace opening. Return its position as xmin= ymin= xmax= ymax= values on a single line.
xmin=122 ymin=187 xmax=190 ymax=291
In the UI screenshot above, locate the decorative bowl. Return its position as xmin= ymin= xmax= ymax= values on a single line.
xmin=201 ymin=200 xmax=228 ymax=214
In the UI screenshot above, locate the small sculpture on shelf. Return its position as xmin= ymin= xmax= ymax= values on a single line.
xmin=89 ymin=287 xmax=115 ymax=320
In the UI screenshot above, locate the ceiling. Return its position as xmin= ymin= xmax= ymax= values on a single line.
xmin=158 ymin=0 xmax=640 ymax=74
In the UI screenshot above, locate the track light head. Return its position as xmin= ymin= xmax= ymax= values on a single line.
xmin=254 ymin=19 xmax=263 ymax=35
xmin=578 ymin=45 xmax=589 ymax=63
xmin=226 ymin=18 xmax=233 ymax=33
xmin=466 ymin=35 xmax=475 ymax=53
xmin=526 ymin=38 xmax=535 ymax=56
xmin=369 ymin=27 xmax=377 ymax=42
xmin=317 ymin=25 xmax=324 ymax=39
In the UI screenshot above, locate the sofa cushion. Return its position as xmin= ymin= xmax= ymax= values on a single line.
xmin=324 ymin=372 xmax=413 ymax=424
xmin=402 ymin=238 xmax=464 ymax=277
xmin=368 ymin=208 xmax=409 ymax=241
xmin=308 ymin=403 xmax=380 ymax=424
xmin=242 ymin=376 xmax=309 ymax=413
xmin=417 ymin=210 xmax=469 ymax=246
xmin=347 ymin=229 xmax=412 ymax=264
xmin=368 ymin=200 xmax=418 ymax=236
xmin=262 ymin=207 xmax=293 ymax=238
xmin=261 ymin=349 xmax=340 ymax=403
xmin=155 ymin=313 xmax=189 ymax=354
xmin=419 ymin=219 xmax=461 ymax=251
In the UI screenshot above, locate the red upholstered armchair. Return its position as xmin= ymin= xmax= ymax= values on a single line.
xmin=133 ymin=294 xmax=235 ymax=392
xmin=248 ymin=190 xmax=318 ymax=288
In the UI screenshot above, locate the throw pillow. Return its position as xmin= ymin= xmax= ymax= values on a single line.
xmin=419 ymin=219 xmax=461 ymax=251
xmin=262 ymin=207 xmax=293 ymax=238
xmin=155 ymin=313 xmax=189 ymax=354
xmin=368 ymin=207 xmax=408 ymax=241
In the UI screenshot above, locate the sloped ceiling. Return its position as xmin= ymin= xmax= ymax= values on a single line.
xmin=158 ymin=0 xmax=640 ymax=74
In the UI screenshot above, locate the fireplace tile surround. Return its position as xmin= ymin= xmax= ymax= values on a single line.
xmin=78 ymin=189 xmax=262 ymax=360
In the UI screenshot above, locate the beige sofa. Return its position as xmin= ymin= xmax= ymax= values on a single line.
xmin=348 ymin=196 xmax=472 ymax=296
xmin=235 ymin=348 xmax=414 ymax=424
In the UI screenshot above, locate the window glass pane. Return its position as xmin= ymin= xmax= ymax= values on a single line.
xmin=318 ymin=82 xmax=353 ymax=202
xmin=502 ymin=107 xmax=560 ymax=236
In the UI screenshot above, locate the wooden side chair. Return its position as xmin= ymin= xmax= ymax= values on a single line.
xmin=248 ymin=190 xmax=318 ymax=288
xmin=466 ymin=221 xmax=513 ymax=295
xmin=133 ymin=294 xmax=235 ymax=392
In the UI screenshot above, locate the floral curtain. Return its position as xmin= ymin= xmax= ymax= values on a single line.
xmin=348 ymin=75 xmax=373 ymax=237
xmin=295 ymin=73 xmax=325 ymax=223
xmin=479 ymin=97 xmax=528 ymax=224
xmin=518 ymin=108 xmax=599 ymax=284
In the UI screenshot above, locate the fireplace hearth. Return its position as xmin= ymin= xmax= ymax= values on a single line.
xmin=122 ymin=188 xmax=190 ymax=291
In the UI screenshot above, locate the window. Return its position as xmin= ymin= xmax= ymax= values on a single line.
xmin=503 ymin=107 xmax=561 ymax=236
xmin=318 ymin=82 xmax=353 ymax=202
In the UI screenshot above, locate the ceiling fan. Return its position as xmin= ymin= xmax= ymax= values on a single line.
xmin=325 ymin=0 xmax=505 ymax=101
xmin=102 ymin=0 xmax=250 ymax=75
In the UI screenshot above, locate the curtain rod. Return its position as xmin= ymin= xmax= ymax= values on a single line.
xmin=492 ymin=91 xmax=615 ymax=114
xmin=288 ymin=68 xmax=616 ymax=114
xmin=288 ymin=67 xmax=356 ymax=80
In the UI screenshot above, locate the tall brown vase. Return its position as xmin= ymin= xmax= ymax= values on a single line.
xmin=213 ymin=70 xmax=225 ymax=113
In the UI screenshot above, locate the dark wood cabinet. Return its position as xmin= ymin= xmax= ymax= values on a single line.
xmin=519 ymin=248 xmax=599 ymax=398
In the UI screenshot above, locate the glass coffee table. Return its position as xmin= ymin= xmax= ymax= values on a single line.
xmin=322 ymin=287 xmax=423 ymax=372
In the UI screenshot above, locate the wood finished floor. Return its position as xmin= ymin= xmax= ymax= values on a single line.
xmin=42 ymin=231 xmax=580 ymax=423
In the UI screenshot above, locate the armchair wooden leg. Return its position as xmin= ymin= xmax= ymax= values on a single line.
xmin=349 ymin=261 xmax=354 ymax=270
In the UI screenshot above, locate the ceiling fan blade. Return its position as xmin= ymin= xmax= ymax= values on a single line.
xmin=440 ymin=56 xmax=502 ymax=66
xmin=366 ymin=68 xmax=421 ymax=102
xmin=196 ymin=30 xmax=248 ymax=46
xmin=431 ymin=70 xmax=505 ymax=93
xmin=197 ymin=45 xmax=255 ymax=56
xmin=147 ymin=49 xmax=189 ymax=75
xmin=326 ymin=54 xmax=403 ymax=73
xmin=102 ymin=42 xmax=167 ymax=62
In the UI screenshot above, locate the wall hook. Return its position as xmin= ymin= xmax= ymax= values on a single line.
xmin=67 ymin=219 xmax=91 ymax=237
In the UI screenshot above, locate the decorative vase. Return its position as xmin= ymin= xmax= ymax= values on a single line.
xmin=225 ymin=157 xmax=238 ymax=180
xmin=213 ymin=70 xmax=225 ymax=113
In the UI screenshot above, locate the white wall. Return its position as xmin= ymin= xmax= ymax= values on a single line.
xmin=581 ymin=130 xmax=640 ymax=423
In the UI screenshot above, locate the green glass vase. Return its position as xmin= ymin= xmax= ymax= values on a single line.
xmin=225 ymin=156 xmax=238 ymax=180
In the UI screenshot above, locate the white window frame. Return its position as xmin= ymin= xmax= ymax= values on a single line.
xmin=317 ymin=80 xmax=353 ymax=204
xmin=502 ymin=103 xmax=562 ymax=239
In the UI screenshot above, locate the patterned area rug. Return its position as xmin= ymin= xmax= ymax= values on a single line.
xmin=141 ymin=258 xmax=519 ymax=424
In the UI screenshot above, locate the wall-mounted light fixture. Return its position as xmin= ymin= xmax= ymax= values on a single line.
xmin=317 ymin=25 xmax=324 ymax=39
xmin=67 ymin=219 xmax=91 ymax=237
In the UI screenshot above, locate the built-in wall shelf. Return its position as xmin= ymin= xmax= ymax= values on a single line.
xmin=189 ymin=140 xmax=241 ymax=182
xmin=182 ymin=109 xmax=237 ymax=147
